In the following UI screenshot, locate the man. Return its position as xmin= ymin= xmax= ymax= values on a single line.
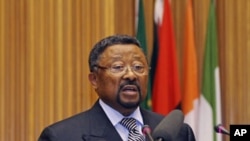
xmin=38 ymin=34 xmax=196 ymax=141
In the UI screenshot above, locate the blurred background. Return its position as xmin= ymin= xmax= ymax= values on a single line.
xmin=0 ymin=0 xmax=250 ymax=141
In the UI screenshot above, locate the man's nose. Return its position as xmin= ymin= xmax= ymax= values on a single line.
xmin=122 ymin=67 xmax=137 ymax=80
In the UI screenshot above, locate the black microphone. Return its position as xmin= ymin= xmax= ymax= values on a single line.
xmin=142 ymin=125 xmax=154 ymax=141
xmin=152 ymin=109 xmax=184 ymax=141
xmin=214 ymin=124 xmax=230 ymax=135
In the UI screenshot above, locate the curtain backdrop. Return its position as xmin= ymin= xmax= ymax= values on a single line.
xmin=0 ymin=0 xmax=249 ymax=141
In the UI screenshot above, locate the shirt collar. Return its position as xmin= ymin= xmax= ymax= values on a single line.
xmin=99 ymin=99 xmax=144 ymax=126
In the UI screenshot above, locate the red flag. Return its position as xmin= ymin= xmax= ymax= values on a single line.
xmin=152 ymin=0 xmax=181 ymax=115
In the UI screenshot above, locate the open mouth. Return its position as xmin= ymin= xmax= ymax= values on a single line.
xmin=121 ymin=85 xmax=139 ymax=95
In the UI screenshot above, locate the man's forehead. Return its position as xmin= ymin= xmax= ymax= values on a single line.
xmin=103 ymin=44 xmax=143 ymax=54
xmin=101 ymin=47 xmax=144 ymax=58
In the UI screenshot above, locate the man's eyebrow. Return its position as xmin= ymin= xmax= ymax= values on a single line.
xmin=132 ymin=55 xmax=146 ymax=60
xmin=100 ymin=54 xmax=122 ymax=58
xmin=99 ymin=55 xmax=123 ymax=61
xmin=110 ymin=56 xmax=123 ymax=61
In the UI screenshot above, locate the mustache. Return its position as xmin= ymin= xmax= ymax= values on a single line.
xmin=119 ymin=80 xmax=140 ymax=91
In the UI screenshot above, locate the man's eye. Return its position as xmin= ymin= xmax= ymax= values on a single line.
xmin=111 ymin=65 xmax=124 ymax=71
xmin=133 ymin=65 xmax=144 ymax=71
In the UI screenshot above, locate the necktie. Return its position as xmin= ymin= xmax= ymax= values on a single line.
xmin=120 ymin=118 xmax=145 ymax=141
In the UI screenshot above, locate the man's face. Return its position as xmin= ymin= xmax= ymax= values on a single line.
xmin=89 ymin=44 xmax=149 ymax=115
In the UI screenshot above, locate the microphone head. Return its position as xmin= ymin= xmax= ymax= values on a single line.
xmin=152 ymin=109 xmax=184 ymax=141
xmin=142 ymin=125 xmax=152 ymax=135
xmin=214 ymin=124 xmax=230 ymax=135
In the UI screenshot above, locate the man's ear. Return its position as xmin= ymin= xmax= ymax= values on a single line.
xmin=88 ymin=73 xmax=98 ymax=89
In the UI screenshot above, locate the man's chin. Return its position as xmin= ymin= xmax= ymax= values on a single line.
xmin=120 ymin=101 xmax=140 ymax=109
xmin=117 ymin=92 xmax=142 ymax=109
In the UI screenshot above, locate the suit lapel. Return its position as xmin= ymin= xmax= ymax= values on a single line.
xmin=141 ymin=108 xmax=165 ymax=141
xmin=82 ymin=102 xmax=163 ymax=141
xmin=141 ymin=108 xmax=160 ymax=130
xmin=82 ymin=101 xmax=123 ymax=141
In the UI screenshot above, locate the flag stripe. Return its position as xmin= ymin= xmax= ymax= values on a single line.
xmin=198 ymin=1 xmax=222 ymax=141
xmin=182 ymin=0 xmax=199 ymax=137
xmin=136 ymin=0 xmax=152 ymax=109
xmin=152 ymin=0 xmax=181 ymax=115
xmin=182 ymin=0 xmax=199 ymax=114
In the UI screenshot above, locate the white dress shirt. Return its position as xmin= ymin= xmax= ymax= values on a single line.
xmin=99 ymin=99 xmax=145 ymax=141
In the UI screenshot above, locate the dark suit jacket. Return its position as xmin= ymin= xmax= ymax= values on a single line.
xmin=38 ymin=101 xmax=196 ymax=141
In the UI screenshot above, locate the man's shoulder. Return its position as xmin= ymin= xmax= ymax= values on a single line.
xmin=38 ymin=110 xmax=93 ymax=141
xmin=46 ymin=110 xmax=91 ymax=131
xmin=46 ymin=101 xmax=103 ymax=130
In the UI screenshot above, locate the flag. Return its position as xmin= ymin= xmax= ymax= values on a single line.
xmin=182 ymin=0 xmax=199 ymax=137
xmin=197 ymin=0 xmax=222 ymax=141
xmin=136 ymin=0 xmax=152 ymax=110
xmin=152 ymin=0 xmax=181 ymax=115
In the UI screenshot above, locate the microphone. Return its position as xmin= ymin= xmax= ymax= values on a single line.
xmin=214 ymin=124 xmax=230 ymax=135
xmin=152 ymin=109 xmax=184 ymax=141
xmin=142 ymin=125 xmax=154 ymax=141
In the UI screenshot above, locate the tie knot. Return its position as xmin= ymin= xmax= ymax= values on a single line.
xmin=120 ymin=118 xmax=137 ymax=131
xmin=120 ymin=118 xmax=145 ymax=141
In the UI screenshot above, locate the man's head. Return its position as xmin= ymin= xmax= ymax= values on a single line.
xmin=88 ymin=34 xmax=150 ymax=116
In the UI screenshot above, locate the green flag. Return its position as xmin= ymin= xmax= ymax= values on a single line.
xmin=197 ymin=1 xmax=222 ymax=141
xmin=136 ymin=0 xmax=151 ymax=110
